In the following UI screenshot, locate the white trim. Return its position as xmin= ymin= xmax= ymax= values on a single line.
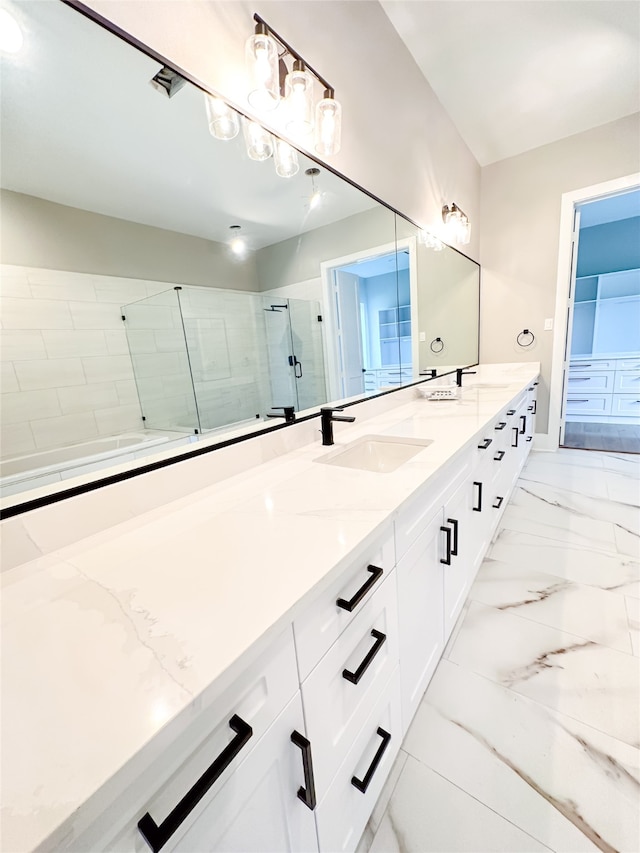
xmin=548 ymin=173 xmax=640 ymax=450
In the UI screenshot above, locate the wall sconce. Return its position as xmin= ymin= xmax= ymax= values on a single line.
xmin=245 ymin=14 xmax=342 ymax=156
xmin=442 ymin=203 xmax=471 ymax=245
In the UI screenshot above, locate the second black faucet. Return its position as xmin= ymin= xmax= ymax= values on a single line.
xmin=320 ymin=407 xmax=356 ymax=446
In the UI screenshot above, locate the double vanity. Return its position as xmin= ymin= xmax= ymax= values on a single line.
xmin=1 ymin=363 xmax=539 ymax=853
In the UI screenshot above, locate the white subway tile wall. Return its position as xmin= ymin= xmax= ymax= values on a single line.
xmin=0 ymin=264 xmax=171 ymax=458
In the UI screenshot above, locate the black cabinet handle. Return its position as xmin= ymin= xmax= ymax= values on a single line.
xmin=337 ymin=565 xmax=383 ymax=612
xmin=519 ymin=414 xmax=527 ymax=434
xmin=440 ymin=525 xmax=452 ymax=565
xmin=477 ymin=438 xmax=492 ymax=449
xmin=507 ymin=409 xmax=516 ymax=416
xmin=532 ymin=400 xmax=537 ymax=414
xmin=526 ymin=436 xmax=533 ymax=442
xmin=447 ymin=517 xmax=459 ymax=556
xmin=493 ymin=496 xmax=504 ymax=509
xmin=495 ymin=422 xmax=506 ymax=430
xmin=473 ymin=481 xmax=483 ymax=512
xmin=343 ymin=629 xmax=387 ymax=684
xmin=512 ymin=427 xmax=519 ymax=447
xmin=137 ymin=715 xmax=252 ymax=852
xmin=533 ymin=381 xmax=539 ymax=386
xmin=290 ymin=731 xmax=316 ymax=811
xmin=494 ymin=450 xmax=505 ymax=461
xmin=351 ymin=727 xmax=391 ymax=793
xmin=528 ymin=405 xmax=534 ymax=411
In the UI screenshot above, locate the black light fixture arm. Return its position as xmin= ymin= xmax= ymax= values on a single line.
xmin=253 ymin=13 xmax=335 ymax=97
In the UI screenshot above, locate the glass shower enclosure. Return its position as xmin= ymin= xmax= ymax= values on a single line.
xmin=122 ymin=286 xmax=327 ymax=434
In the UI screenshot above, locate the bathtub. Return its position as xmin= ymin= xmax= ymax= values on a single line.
xmin=0 ymin=432 xmax=179 ymax=498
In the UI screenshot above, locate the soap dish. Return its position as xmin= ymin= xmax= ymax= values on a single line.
xmin=416 ymin=386 xmax=460 ymax=401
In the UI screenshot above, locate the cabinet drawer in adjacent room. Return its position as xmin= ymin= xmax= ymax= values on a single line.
xmin=618 ymin=358 xmax=640 ymax=371
xmin=611 ymin=395 xmax=640 ymax=417
xmin=315 ymin=668 xmax=402 ymax=853
xmin=566 ymin=370 xmax=615 ymax=392
xmin=301 ymin=570 xmax=399 ymax=796
xmin=569 ymin=359 xmax=613 ymax=372
xmin=566 ymin=395 xmax=612 ymax=416
xmin=614 ymin=370 xmax=640 ymax=393
xmin=293 ymin=528 xmax=395 ymax=681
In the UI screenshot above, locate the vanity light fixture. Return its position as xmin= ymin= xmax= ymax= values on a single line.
xmin=306 ymin=167 xmax=322 ymax=209
xmin=245 ymin=14 xmax=342 ymax=156
xmin=242 ymin=115 xmax=273 ymax=161
xmin=204 ymin=94 xmax=240 ymax=140
xmin=419 ymin=229 xmax=444 ymax=252
xmin=442 ymin=203 xmax=471 ymax=245
xmin=273 ymin=137 xmax=300 ymax=178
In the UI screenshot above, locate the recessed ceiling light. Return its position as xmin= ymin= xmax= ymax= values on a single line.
xmin=0 ymin=9 xmax=23 ymax=54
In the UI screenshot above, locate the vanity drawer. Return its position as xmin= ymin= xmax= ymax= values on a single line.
xmin=293 ymin=528 xmax=395 ymax=681
xmin=569 ymin=359 xmax=613 ymax=371
xmin=611 ymin=395 xmax=640 ymax=417
xmin=618 ymin=358 xmax=640 ymax=371
xmin=566 ymin=394 xmax=612 ymax=416
xmin=315 ymin=668 xmax=401 ymax=853
xmin=301 ymin=569 xmax=399 ymax=795
xmin=614 ymin=370 xmax=640 ymax=393
xmin=567 ymin=371 xmax=615 ymax=392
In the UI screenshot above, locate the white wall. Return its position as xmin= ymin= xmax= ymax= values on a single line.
xmin=78 ymin=0 xmax=481 ymax=260
xmin=480 ymin=113 xmax=640 ymax=434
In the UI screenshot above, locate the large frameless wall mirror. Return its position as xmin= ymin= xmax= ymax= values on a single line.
xmin=0 ymin=0 xmax=479 ymax=507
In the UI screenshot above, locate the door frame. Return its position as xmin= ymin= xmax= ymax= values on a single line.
xmin=320 ymin=237 xmax=417 ymax=400
xmin=544 ymin=172 xmax=640 ymax=451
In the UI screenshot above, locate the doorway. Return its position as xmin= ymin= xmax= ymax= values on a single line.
xmin=321 ymin=241 xmax=416 ymax=400
xmin=560 ymin=188 xmax=640 ymax=453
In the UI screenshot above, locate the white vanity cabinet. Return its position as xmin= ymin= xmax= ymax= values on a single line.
xmin=566 ymin=356 xmax=640 ymax=423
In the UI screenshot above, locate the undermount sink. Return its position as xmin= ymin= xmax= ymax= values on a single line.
xmin=316 ymin=434 xmax=433 ymax=473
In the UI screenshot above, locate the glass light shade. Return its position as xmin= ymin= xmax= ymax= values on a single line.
xmin=273 ymin=138 xmax=300 ymax=178
xmin=315 ymin=95 xmax=342 ymax=156
xmin=245 ymin=32 xmax=280 ymax=111
xmin=204 ymin=94 xmax=239 ymax=140
xmin=242 ymin=117 xmax=273 ymax=161
xmin=285 ymin=64 xmax=314 ymax=134
xmin=458 ymin=217 xmax=471 ymax=245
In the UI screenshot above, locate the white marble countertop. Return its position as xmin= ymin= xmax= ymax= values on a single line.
xmin=0 ymin=363 xmax=539 ymax=852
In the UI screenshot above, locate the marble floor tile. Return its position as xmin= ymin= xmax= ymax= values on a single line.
xmin=626 ymin=596 xmax=640 ymax=657
xmin=469 ymin=558 xmax=633 ymax=654
xmin=520 ymin=458 xmax=609 ymax=499
xmin=606 ymin=473 xmax=640 ymax=508
xmin=488 ymin=529 xmax=640 ymax=599
xmin=367 ymin=754 xmax=552 ymax=853
xmin=528 ymin=449 xmax=605 ymax=469
xmin=446 ymin=601 xmax=640 ymax=748
xmin=403 ymin=660 xmax=639 ymax=853
xmin=600 ymin=452 xmax=640 ymax=476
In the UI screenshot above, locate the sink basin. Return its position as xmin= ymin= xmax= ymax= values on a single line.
xmin=317 ymin=435 xmax=433 ymax=473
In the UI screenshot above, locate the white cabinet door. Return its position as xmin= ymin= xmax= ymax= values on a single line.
xmin=172 ymin=694 xmax=318 ymax=853
xmin=442 ymin=478 xmax=475 ymax=638
xmin=396 ymin=505 xmax=444 ymax=731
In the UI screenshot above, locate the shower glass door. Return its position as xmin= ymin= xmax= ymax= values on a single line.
xmin=288 ymin=298 xmax=327 ymax=411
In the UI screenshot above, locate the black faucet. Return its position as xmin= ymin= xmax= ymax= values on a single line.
xmin=266 ymin=406 xmax=296 ymax=424
xmin=455 ymin=368 xmax=477 ymax=387
xmin=420 ymin=369 xmax=437 ymax=378
xmin=320 ymin=406 xmax=356 ymax=446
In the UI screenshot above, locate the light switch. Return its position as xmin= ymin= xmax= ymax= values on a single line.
xmin=544 ymin=318 xmax=553 ymax=331
xmin=419 ymin=331 xmax=426 ymax=342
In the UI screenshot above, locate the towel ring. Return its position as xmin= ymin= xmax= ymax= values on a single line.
xmin=430 ymin=337 xmax=444 ymax=353
xmin=517 ymin=329 xmax=535 ymax=347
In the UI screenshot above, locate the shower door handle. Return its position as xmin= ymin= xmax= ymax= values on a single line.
xmin=289 ymin=355 xmax=303 ymax=378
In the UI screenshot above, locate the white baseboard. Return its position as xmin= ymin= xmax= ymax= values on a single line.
xmin=532 ymin=432 xmax=558 ymax=452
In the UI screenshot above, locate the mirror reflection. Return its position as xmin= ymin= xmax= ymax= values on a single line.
xmin=0 ymin=0 xmax=478 ymax=505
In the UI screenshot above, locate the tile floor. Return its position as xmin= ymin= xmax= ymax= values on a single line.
xmin=359 ymin=448 xmax=640 ymax=853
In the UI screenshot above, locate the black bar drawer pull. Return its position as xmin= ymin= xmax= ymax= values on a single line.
xmin=519 ymin=414 xmax=527 ymax=434
xmin=511 ymin=427 xmax=519 ymax=447
xmin=351 ymin=727 xmax=391 ymax=793
xmin=528 ymin=405 xmax=534 ymax=411
xmin=526 ymin=436 xmax=533 ymax=442
xmin=337 ymin=565 xmax=383 ymax=612
xmin=494 ymin=450 xmax=505 ymax=461
xmin=473 ymin=481 xmax=483 ymax=512
xmin=447 ymin=517 xmax=459 ymax=556
xmin=291 ymin=731 xmax=316 ymax=811
xmin=477 ymin=437 xmax=492 ymax=449
xmin=343 ymin=629 xmax=387 ymax=684
xmin=532 ymin=400 xmax=537 ymax=414
xmin=495 ymin=421 xmax=506 ymax=430
xmin=440 ymin=525 xmax=452 ymax=565
xmin=507 ymin=409 xmax=516 ymax=416
xmin=533 ymin=381 xmax=539 ymax=386
xmin=493 ymin=496 xmax=504 ymax=509
xmin=137 ymin=715 xmax=253 ymax=852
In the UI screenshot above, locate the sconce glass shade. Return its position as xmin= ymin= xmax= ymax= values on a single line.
xmin=204 ymin=94 xmax=239 ymax=141
xmin=242 ymin=117 xmax=273 ymax=161
xmin=245 ymin=29 xmax=280 ymax=111
xmin=315 ymin=92 xmax=342 ymax=156
xmin=273 ymin=138 xmax=300 ymax=178
xmin=458 ymin=217 xmax=471 ymax=245
xmin=285 ymin=61 xmax=314 ymax=135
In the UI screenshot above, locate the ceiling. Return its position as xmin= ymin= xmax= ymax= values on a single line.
xmin=380 ymin=1 xmax=640 ymax=166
